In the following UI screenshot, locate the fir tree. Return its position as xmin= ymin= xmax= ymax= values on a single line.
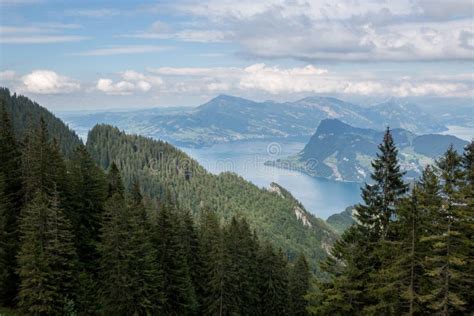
xmin=289 ymin=254 xmax=311 ymax=316
xmin=68 ymin=144 xmax=106 ymax=270
xmin=153 ymin=197 xmax=197 ymax=315
xmin=17 ymin=191 xmax=77 ymax=315
xmin=421 ymin=147 xmax=470 ymax=314
xmin=257 ymin=243 xmax=289 ymax=316
xmin=0 ymin=104 xmax=23 ymax=305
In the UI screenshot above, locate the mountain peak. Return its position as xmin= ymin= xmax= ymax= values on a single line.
xmin=316 ymin=119 xmax=353 ymax=134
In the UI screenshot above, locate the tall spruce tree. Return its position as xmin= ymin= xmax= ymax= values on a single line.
xmin=314 ymin=127 xmax=408 ymax=314
xmin=257 ymin=243 xmax=289 ymax=316
xmin=289 ymin=254 xmax=311 ymax=316
xmin=0 ymin=105 xmax=23 ymax=305
xmin=17 ymin=190 xmax=77 ymax=315
xmin=198 ymin=208 xmax=229 ymax=316
xmin=0 ymin=174 xmax=10 ymax=301
xmin=68 ymin=144 xmax=106 ymax=269
xmin=153 ymin=197 xmax=197 ymax=315
xmin=421 ymin=147 xmax=470 ymax=314
xmin=460 ymin=141 xmax=474 ymax=311
xmin=224 ymin=217 xmax=259 ymax=315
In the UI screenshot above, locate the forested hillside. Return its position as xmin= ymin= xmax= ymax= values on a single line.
xmin=86 ymin=124 xmax=338 ymax=271
xmin=0 ymin=99 xmax=313 ymax=314
xmin=0 ymin=88 xmax=81 ymax=156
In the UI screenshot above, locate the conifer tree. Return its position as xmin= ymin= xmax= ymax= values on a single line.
xmin=68 ymin=144 xmax=106 ymax=269
xmin=107 ymin=161 xmax=124 ymax=198
xmin=257 ymin=242 xmax=289 ymax=316
xmin=17 ymin=191 xmax=77 ymax=315
xmin=421 ymin=147 xmax=470 ymax=314
xmin=177 ymin=208 xmax=202 ymax=310
xmin=154 ymin=197 xmax=197 ymax=315
xmin=289 ymin=254 xmax=311 ymax=316
xmin=0 ymin=174 xmax=10 ymax=300
xmin=460 ymin=141 xmax=474 ymax=311
xmin=198 ymin=209 xmax=230 ymax=316
xmin=0 ymin=104 xmax=23 ymax=305
xmin=314 ymin=128 xmax=408 ymax=314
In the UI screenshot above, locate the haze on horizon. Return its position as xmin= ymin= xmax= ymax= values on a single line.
xmin=0 ymin=0 xmax=473 ymax=111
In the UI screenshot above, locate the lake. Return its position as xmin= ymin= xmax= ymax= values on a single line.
xmin=180 ymin=140 xmax=362 ymax=220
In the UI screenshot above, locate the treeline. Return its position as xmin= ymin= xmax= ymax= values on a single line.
xmin=310 ymin=128 xmax=473 ymax=315
xmin=0 ymin=107 xmax=311 ymax=315
xmin=0 ymin=88 xmax=81 ymax=156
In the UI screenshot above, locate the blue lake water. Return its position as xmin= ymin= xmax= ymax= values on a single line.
xmin=180 ymin=140 xmax=362 ymax=220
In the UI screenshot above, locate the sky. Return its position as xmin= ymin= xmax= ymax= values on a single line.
xmin=0 ymin=0 xmax=473 ymax=110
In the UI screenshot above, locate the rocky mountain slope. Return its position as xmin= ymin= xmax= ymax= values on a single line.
xmin=266 ymin=119 xmax=468 ymax=182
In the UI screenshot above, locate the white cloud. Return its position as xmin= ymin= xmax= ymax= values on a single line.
xmin=97 ymin=79 xmax=135 ymax=95
xmin=1 ymin=35 xmax=88 ymax=44
xmin=20 ymin=70 xmax=80 ymax=94
xmin=67 ymin=9 xmax=120 ymax=18
xmin=163 ymin=0 xmax=474 ymax=62
xmin=96 ymin=71 xmax=163 ymax=95
xmin=147 ymin=64 xmax=473 ymax=98
xmin=0 ymin=23 xmax=86 ymax=44
xmin=75 ymin=45 xmax=168 ymax=56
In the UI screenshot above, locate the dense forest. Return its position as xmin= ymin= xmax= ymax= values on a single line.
xmin=0 ymin=104 xmax=311 ymax=315
xmin=0 ymin=89 xmax=472 ymax=315
xmin=86 ymin=124 xmax=337 ymax=273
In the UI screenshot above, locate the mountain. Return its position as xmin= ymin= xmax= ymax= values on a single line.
xmin=60 ymin=95 xmax=446 ymax=147
xmin=0 ymin=88 xmax=81 ymax=156
xmin=361 ymin=98 xmax=446 ymax=134
xmin=266 ymin=119 xmax=468 ymax=182
xmin=86 ymin=124 xmax=338 ymax=274
xmin=326 ymin=206 xmax=357 ymax=234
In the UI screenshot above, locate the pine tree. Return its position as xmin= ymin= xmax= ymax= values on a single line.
xmin=0 ymin=104 xmax=23 ymax=305
xmin=99 ymin=171 xmax=163 ymax=314
xmin=177 ymin=208 xmax=202 ymax=311
xmin=198 ymin=208 xmax=230 ymax=316
xmin=98 ymin=191 xmax=132 ymax=314
xmin=17 ymin=191 xmax=77 ymax=315
xmin=128 ymin=181 xmax=164 ymax=314
xmin=460 ymin=141 xmax=474 ymax=311
xmin=107 ymin=161 xmax=124 ymax=198
xmin=0 ymin=174 xmax=10 ymax=299
xmin=68 ymin=144 xmax=106 ymax=270
xmin=289 ymin=254 xmax=311 ymax=316
xmin=421 ymin=147 xmax=470 ymax=314
xmin=257 ymin=242 xmax=289 ymax=316
xmin=313 ymin=128 xmax=408 ymax=314
xmin=153 ymin=197 xmax=197 ymax=315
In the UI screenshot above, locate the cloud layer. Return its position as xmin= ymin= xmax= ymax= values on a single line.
xmin=160 ymin=0 xmax=474 ymax=62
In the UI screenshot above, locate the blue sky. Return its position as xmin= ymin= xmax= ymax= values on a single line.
xmin=0 ymin=0 xmax=473 ymax=110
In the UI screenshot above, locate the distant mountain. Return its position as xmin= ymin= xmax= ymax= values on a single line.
xmin=326 ymin=206 xmax=357 ymax=235
xmin=60 ymin=95 xmax=446 ymax=147
xmin=266 ymin=119 xmax=468 ymax=182
xmin=360 ymin=99 xmax=446 ymax=134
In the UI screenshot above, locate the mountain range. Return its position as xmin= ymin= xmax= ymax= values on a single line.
xmin=266 ymin=119 xmax=468 ymax=182
xmin=61 ymin=95 xmax=447 ymax=146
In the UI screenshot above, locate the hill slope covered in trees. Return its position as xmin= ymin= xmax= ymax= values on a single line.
xmin=86 ymin=124 xmax=338 ymax=272
xmin=0 ymin=88 xmax=81 ymax=156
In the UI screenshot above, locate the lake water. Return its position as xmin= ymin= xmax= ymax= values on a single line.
xmin=180 ymin=140 xmax=362 ymax=220
xmin=440 ymin=125 xmax=474 ymax=142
